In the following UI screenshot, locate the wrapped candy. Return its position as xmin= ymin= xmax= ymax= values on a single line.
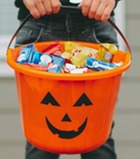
xmin=86 ymin=57 xmax=118 ymax=71
xmin=96 ymin=43 xmax=118 ymax=62
xmin=63 ymin=42 xmax=98 ymax=68
xmin=17 ymin=41 xmax=122 ymax=74
xmin=41 ymin=41 xmax=62 ymax=55
xmin=17 ymin=44 xmax=37 ymax=64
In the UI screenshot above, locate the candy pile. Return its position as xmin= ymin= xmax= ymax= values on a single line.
xmin=16 ymin=41 xmax=123 ymax=74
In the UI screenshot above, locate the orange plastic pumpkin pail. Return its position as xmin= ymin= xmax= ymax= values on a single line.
xmin=6 ymin=11 xmax=131 ymax=154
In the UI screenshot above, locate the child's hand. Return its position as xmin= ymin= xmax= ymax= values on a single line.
xmin=78 ymin=0 xmax=115 ymax=22
xmin=23 ymin=0 xmax=61 ymax=18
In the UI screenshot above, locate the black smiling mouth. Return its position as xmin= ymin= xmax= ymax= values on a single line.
xmin=46 ymin=118 xmax=87 ymax=139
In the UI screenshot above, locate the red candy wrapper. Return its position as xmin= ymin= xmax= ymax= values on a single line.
xmin=41 ymin=41 xmax=62 ymax=55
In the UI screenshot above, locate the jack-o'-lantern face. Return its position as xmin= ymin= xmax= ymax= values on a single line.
xmin=20 ymin=78 xmax=118 ymax=153
xmin=41 ymin=92 xmax=93 ymax=139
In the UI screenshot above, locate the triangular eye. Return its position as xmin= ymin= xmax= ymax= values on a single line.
xmin=41 ymin=92 xmax=60 ymax=106
xmin=73 ymin=93 xmax=93 ymax=107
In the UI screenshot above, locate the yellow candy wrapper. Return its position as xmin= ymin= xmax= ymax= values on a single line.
xmin=61 ymin=52 xmax=72 ymax=59
xmin=63 ymin=42 xmax=98 ymax=67
xmin=97 ymin=43 xmax=118 ymax=62
xmin=70 ymin=48 xmax=97 ymax=68
xmin=70 ymin=52 xmax=89 ymax=68
xmin=64 ymin=42 xmax=78 ymax=52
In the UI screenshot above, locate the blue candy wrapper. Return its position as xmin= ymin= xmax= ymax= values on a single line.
xmin=47 ymin=64 xmax=62 ymax=73
xmin=17 ymin=44 xmax=37 ymax=64
xmin=51 ymin=55 xmax=64 ymax=66
xmin=86 ymin=58 xmax=117 ymax=71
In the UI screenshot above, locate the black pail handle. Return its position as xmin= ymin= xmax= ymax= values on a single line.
xmin=7 ymin=5 xmax=131 ymax=54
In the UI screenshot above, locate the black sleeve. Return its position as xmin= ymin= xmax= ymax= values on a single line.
xmin=15 ymin=0 xmax=24 ymax=8
xmin=115 ymin=0 xmax=121 ymax=8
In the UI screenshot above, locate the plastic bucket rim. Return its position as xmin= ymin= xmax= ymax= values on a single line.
xmin=7 ymin=55 xmax=131 ymax=81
